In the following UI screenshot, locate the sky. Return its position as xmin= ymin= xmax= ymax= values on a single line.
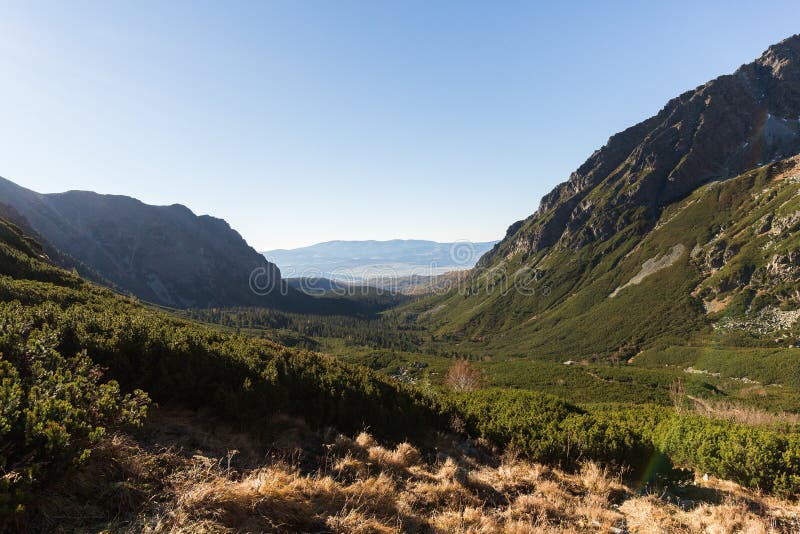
xmin=0 ymin=1 xmax=799 ymax=250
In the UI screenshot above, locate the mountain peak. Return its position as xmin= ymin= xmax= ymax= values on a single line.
xmin=482 ymin=34 xmax=800 ymax=266
xmin=757 ymin=33 xmax=800 ymax=80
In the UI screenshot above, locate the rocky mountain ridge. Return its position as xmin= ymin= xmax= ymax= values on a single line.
xmin=482 ymin=34 xmax=800 ymax=266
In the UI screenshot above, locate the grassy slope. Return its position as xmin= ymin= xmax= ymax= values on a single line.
xmin=380 ymin=157 xmax=800 ymax=409
xmin=421 ymin=157 xmax=800 ymax=352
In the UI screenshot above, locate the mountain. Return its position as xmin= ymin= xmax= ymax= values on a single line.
xmin=263 ymin=239 xmax=497 ymax=281
xmin=0 ymin=177 xmax=282 ymax=308
xmin=0 ymin=200 xmax=118 ymax=288
xmin=481 ymin=35 xmax=800 ymax=264
xmin=419 ymin=35 xmax=800 ymax=358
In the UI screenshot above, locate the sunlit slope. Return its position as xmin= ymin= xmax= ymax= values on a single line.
xmin=419 ymin=156 xmax=800 ymax=359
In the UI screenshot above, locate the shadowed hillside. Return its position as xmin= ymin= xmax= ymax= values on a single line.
xmin=0 ymin=177 xmax=282 ymax=308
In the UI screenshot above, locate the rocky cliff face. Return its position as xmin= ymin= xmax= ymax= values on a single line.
xmin=482 ymin=34 xmax=800 ymax=266
xmin=0 ymin=201 xmax=115 ymax=286
xmin=0 ymin=179 xmax=281 ymax=308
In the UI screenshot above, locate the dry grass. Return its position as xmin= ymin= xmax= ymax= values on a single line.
xmin=620 ymin=495 xmax=777 ymax=533
xmin=142 ymin=432 xmax=800 ymax=533
xmin=15 ymin=412 xmax=800 ymax=533
xmin=690 ymin=395 xmax=800 ymax=426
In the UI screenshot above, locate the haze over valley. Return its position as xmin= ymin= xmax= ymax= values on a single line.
xmin=262 ymin=239 xmax=498 ymax=281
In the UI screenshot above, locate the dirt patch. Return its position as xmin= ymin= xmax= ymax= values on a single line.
xmin=703 ymin=296 xmax=731 ymax=314
xmin=610 ymin=244 xmax=686 ymax=298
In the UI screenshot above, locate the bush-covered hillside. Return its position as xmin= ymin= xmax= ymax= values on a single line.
xmin=2 ymin=215 xmax=800 ymax=531
xmin=0 ymin=217 xmax=450 ymax=518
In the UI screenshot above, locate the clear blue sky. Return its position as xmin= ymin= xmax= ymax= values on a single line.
xmin=1 ymin=1 xmax=798 ymax=250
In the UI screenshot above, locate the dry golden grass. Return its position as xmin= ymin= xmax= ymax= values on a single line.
xmin=137 ymin=430 xmax=800 ymax=533
xmin=16 ymin=412 xmax=800 ymax=533
xmin=689 ymin=395 xmax=800 ymax=426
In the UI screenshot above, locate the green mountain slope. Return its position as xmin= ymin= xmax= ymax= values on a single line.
xmin=418 ymin=36 xmax=800 ymax=360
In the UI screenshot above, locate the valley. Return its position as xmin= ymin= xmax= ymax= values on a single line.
xmin=185 ymin=151 xmax=800 ymax=416
xmin=2 ymin=23 xmax=800 ymax=534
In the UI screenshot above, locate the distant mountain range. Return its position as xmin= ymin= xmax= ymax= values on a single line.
xmin=0 ymin=178 xmax=282 ymax=308
xmin=262 ymin=239 xmax=498 ymax=281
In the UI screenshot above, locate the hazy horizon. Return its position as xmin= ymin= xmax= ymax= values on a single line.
xmin=260 ymin=237 xmax=499 ymax=253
